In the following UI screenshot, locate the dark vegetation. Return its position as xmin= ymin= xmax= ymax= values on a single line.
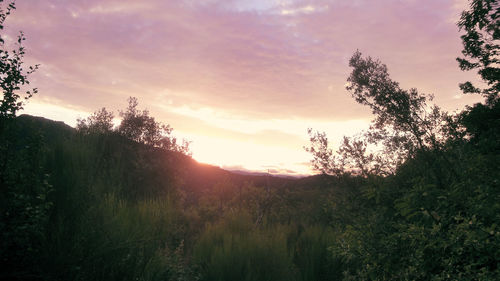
xmin=1 ymin=0 xmax=499 ymax=280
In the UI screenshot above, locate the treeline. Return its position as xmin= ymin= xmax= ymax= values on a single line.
xmin=3 ymin=102 xmax=498 ymax=280
xmin=4 ymin=98 xmax=497 ymax=281
xmin=76 ymin=96 xmax=191 ymax=155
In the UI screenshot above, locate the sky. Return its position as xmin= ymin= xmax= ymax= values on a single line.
xmin=10 ymin=0 xmax=481 ymax=176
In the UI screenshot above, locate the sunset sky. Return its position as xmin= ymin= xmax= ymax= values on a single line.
xmin=11 ymin=0 xmax=481 ymax=175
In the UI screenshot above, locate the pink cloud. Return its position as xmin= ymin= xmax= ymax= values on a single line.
xmin=10 ymin=0 xmax=480 ymax=123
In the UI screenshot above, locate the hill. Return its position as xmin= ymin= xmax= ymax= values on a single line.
xmin=15 ymin=114 xmax=332 ymax=194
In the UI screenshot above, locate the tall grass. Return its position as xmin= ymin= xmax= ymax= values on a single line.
xmin=193 ymin=211 xmax=340 ymax=281
xmin=194 ymin=212 xmax=295 ymax=281
xmin=34 ymin=132 xmax=195 ymax=280
xmin=9 ymin=122 xmax=343 ymax=280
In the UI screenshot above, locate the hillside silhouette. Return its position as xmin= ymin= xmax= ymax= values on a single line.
xmin=16 ymin=114 xmax=320 ymax=191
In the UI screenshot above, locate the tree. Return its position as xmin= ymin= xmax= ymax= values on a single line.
xmin=76 ymin=107 xmax=114 ymax=134
xmin=346 ymin=51 xmax=445 ymax=152
xmin=118 ymin=97 xmax=170 ymax=145
xmin=457 ymin=0 xmax=499 ymax=104
xmin=304 ymin=1 xmax=500 ymax=279
xmin=306 ymin=51 xmax=446 ymax=176
xmin=0 ymin=0 xmax=38 ymax=120
xmin=454 ymin=0 xmax=500 ymax=144
xmin=0 ymin=2 xmax=51 ymax=279
xmin=308 ymin=49 xmax=499 ymax=279
xmin=305 ymin=129 xmax=339 ymax=175
xmin=118 ymin=97 xmax=191 ymax=154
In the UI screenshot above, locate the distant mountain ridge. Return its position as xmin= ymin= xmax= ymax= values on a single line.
xmin=226 ymin=168 xmax=304 ymax=179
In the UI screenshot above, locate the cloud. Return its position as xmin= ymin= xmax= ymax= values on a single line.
xmin=10 ymin=0 xmax=484 ymax=174
xmin=11 ymin=0 xmax=480 ymax=124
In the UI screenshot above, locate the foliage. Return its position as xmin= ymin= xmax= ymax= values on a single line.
xmin=76 ymin=107 xmax=114 ymax=135
xmin=118 ymin=97 xmax=169 ymax=146
xmin=456 ymin=0 xmax=499 ymax=103
xmin=305 ymin=2 xmax=500 ymax=278
xmin=459 ymin=96 xmax=500 ymax=144
xmin=117 ymin=97 xmax=191 ymax=154
xmin=304 ymin=129 xmax=339 ymax=175
xmin=193 ymin=212 xmax=339 ymax=281
xmin=0 ymin=124 xmax=53 ymax=280
xmin=7 ymin=115 xmax=195 ymax=280
xmin=193 ymin=212 xmax=294 ymax=281
xmin=0 ymin=2 xmax=50 ymax=279
xmin=6 ymin=114 xmax=351 ymax=281
xmin=77 ymin=97 xmax=191 ymax=156
xmin=306 ymin=51 xmax=447 ymax=177
xmin=0 ymin=0 xmax=38 ymax=119
xmin=346 ymin=51 xmax=446 ymax=152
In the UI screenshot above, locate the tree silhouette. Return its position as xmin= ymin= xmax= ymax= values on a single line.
xmin=115 ymin=97 xmax=190 ymax=154
xmin=118 ymin=97 xmax=172 ymax=146
xmin=0 ymin=1 xmax=38 ymax=120
xmin=0 ymin=2 xmax=51 ymax=279
xmin=76 ymin=107 xmax=114 ymax=134
xmin=457 ymin=0 xmax=499 ymax=104
xmin=306 ymin=51 xmax=446 ymax=176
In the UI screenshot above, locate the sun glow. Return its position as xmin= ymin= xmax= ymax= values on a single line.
xmin=21 ymin=100 xmax=373 ymax=176
xmin=21 ymin=100 xmax=90 ymax=127
xmin=161 ymin=103 xmax=372 ymax=175
xmin=181 ymin=133 xmax=314 ymax=176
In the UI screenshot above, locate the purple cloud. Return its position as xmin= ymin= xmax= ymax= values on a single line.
xmin=11 ymin=0 xmax=479 ymax=121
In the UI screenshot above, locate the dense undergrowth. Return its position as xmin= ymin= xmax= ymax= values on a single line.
xmin=2 ymin=104 xmax=498 ymax=280
xmin=1 ymin=115 xmax=347 ymax=281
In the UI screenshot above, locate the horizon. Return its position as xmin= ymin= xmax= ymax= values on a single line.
xmin=13 ymin=0 xmax=482 ymax=175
